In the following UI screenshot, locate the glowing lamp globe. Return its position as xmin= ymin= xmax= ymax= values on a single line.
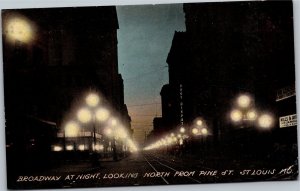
xmin=192 ymin=127 xmax=199 ymax=135
xmin=237 ymin=95 xmax=251 ymax=108
xmin=96 ymin=108 xmax=110 ymax=122
xmin=201 ymin=128 xmax=208 ymax=135
xmin=86 ymin=93 xmax=100 ymax=107
xmin=230 ymin=109 xmax=243 ymax=122
xmin=65 ymin=121 xmax=80 ymax=137
xmin=77 ymin=108 xmax=92 ymax=123
xmin=247 ymin=110 xmax=257 ymax=121
xmin=196 ymin=119 xmax=203 ymax=126
xmin=258 ymin=114 xmax=273 ymax=128
xmin=5 ymin=16 xmax=34 ymax=44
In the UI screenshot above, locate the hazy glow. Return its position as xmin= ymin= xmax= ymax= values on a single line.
xmin=5 ymin=16 xmax=34 ymax=43
xmin=237 ymin=95 xmax=251 ymax=108
xmin=86 ymin=93 xmax=100 ymax=107
xmin=196 ymin=119 xmax=203 ymax=126
xmin=179 ymin=138 xmax=183 ymax=145
xmin=77 ymin=108 xmax=92 ymax=123
xmin=94 ymin=144 xmax=104 ymax=151
xmin=230 ymin=109 xmax=243 ymax=122
xmin=116 ymin=128 xmax=128 ymax=139
xmin=179 ymin=127 xmax=185 ymax=133
xmin=162 ymin=139 xmax=167 ymax=145
xmin=127 ymin=139 xmax=138 ymax=152
xmin=111 ymin=118 xmax=118 ymax=126
xmin=144 ymin=131 xmax=180 ymax=151
xmin=78 ymin=144 xmax=86 ymax=151
xmin=53 ymin=145 xmax=63 ymax=152
xmin=201 ymin=128 xmax=208 ymax=135
xmin=96 ymin=108 xmax=110 ymax=122
xmin=66 ymin=145 xmax=74 ymax=151
xmin=247 ymin=110 xmax=257 ymax=121
xmin=104 ymin=127 xmax=113 ymax=136
xmin=167 ymin=137 xmax=173 ymax=144
xmin=65 ymin=121 xmax=80 ymax=137
xmin=258 ymin=114 xmax=273 ymax=128
xmin=192 ymin=127 xmax=199 ymax=135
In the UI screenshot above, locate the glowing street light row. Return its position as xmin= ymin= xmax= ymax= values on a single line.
xmin=144 ymin=132 xmax=185 ymax=151
xmin=62 ymin=92 xmax=138 ymax=152
xmin=145 ymin=94 xmax=276 ymax=151
xmin=144 ymin=118 xmax=209 ymax=151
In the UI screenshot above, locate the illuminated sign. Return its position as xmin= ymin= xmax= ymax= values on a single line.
xmin=279 ymin=114 xmax=297 ymax=128
xmin=179 ymin=84 xmax=184 ymax=127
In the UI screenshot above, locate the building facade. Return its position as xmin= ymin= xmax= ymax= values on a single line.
xmin=3 ymin=7 xmax=132 ymax=169
xmin=151 ymin=1 xmax=295 ymax=148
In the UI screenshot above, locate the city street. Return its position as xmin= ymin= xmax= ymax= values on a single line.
xmin=2 ymin=1 xmax=298 ymax=190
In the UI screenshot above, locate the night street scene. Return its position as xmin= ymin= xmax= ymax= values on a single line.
xmin=1 ymin=0 xmax=298 ymax=189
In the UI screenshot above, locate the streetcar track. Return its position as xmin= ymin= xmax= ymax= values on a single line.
xmin=152 ymin=158 xmax=202 ymax=183
xmin=144 ymin=156 xmax=170 ymax=185
xmin=144 ymin=154 xmax=203 ymax=183
xmin=149 ymin=153 xmax=217 ymax=171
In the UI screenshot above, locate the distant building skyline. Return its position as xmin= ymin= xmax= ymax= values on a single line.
xmin=116 ymin=4 xmax=186 ymax=144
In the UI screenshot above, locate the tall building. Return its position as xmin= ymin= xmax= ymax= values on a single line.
xmin=153 ymin=1 xmax=295 ymax=144
xmin=3 ymin=7 xmax=132 ymax=168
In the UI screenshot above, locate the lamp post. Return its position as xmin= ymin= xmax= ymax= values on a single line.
xmin=192 ymin=118 xmax=209 ymax=136
xmin=86 ymin=93 xmax=100 ymax=151
xmin=230 ymin=94 xmax=257 ymax=127
xmin=229 ymin=94 xmax=274 ymax=129
xmin=77 ymin=93 xmax=102 ymax=152
xmin=229 ymin=94 xmax=275 ymax=161
xmin=191 ymin=118 xmax=209 ymax=157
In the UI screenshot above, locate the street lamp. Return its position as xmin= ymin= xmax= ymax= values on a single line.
xmin=192 ymin=118 xmax=209 ymax=136
xmin=179 ymin=127 xmax=185 ymax=133
xmin=76 ymin=93 xmax=102 ymax=152
xmin=201 ymin=128 xmax=208 ymax=135
xmin=230 ymin=94 xmax=255 ymax=124
xmin=246 ymin=110 xmax=257 ymax=121
xmin=192 ymin=127 xmax=199 ymax=135
xmin=4 ymin=15 xmax=35 ymax=44
xmin=86 ymin=93 xmax=100 ymax=107
xmin=77 ymin=108 xmax=92 ymax=123
xmin=229 ymin=94 xmax=274 ymax=129
xmin=230 ymin=109 xmax=243 ymax=122
xmin=196 ymin=119 xmax=203 ymax=126
xmin=258 ymin=114 xmax=274 ymax=129
xmin=95 ymin=108 xmax=110 ymax=122
xmin=237 ymin=94 xmax=251 ymax=108
xmin=65 ymin=121 xmax=80 ymax=137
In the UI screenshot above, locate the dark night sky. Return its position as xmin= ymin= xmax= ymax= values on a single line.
xmin=116 ymin=4 xmax=186 ymax=143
